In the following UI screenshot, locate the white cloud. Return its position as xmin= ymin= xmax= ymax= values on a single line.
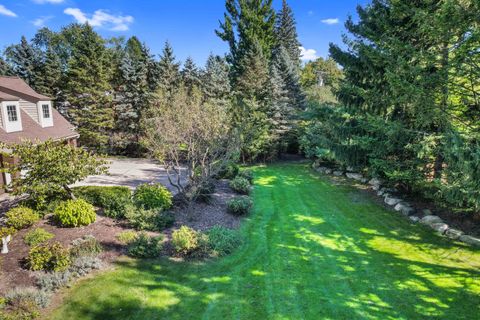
xmin=299 ymin=47 xmax=318 ymax=62
xmin=64 ymin=8 xmax=134 ymax=31
xmin=0 ymin=4 xmax=17 ymax=17
xmin=32 ymin=16 xmax=53 ymax=27
xmin=321 ymin=18 xmax=339 ymax=25
xmin=32 ymin=0 xmax=64 ymax=4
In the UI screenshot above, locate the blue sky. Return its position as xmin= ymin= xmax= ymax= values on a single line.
xmin=0 ymin=0 xmax=368 ymax=65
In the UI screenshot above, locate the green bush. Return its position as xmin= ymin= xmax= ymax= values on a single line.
xmin=207 ymin=226 xmax=243 ymax=256
xmin=116 ymin=230 xmax=138 ymax=244
xmin=238 ymin=170 xmax=254 ymax=183
xmin=54 ymin=199 xmax=96 ymax=227
xmin=195 ymin=180 xmax=216 ymax=203
xmin=70 ymin=235 xmax=102 ymax=258
xmin=217 ymin=161 xmax=239 ymax=179
xmin=26 ymin=242 xmax=70 ymax=272
xmin=133 ymin=183 xmax=173 ymax=210
xmin=5 ymin=207 xmax=40 ymax=230
xmin=229 ymin=177 xmax=251 ymax=195
xmin=227 ymin=196 xmax=253 ymax=216
xmin=73 ymin=186 xmax=132 ymax=219
xmin=124 ymin=204 xmax=174 ymax=231
xmin=23 ymin=228 xmax=54 ymax=246
xmin=172 ymin=226 xmax=200 ymax=255
xmin=127 ymin=232 xmax=163 ymax=258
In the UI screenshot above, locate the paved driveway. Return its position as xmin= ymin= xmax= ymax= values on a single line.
xmin=74 ymin=158 xmax=185 ymax=193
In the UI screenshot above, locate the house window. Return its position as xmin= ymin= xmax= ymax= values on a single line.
xmin=42 ymin=104 xmax=50 ymax=119
xmin=6 ymin=105 xmax=18 ymax=122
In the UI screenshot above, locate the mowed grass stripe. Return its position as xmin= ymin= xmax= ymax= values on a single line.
xmin=48 ymin=162 xmax=480 ymax=320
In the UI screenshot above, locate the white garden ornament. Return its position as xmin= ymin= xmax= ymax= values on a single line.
xmin=0 ymin=227 xmax=15 ymax=254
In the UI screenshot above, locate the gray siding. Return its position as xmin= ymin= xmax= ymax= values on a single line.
xmin=19 ymin=100 xmax=39 ymax=123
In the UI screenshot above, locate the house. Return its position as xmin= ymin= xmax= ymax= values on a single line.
xmin=0 ymin=76 xmax=79 ymax=193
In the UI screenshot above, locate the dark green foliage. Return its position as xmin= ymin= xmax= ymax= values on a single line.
xmin=23 ymin=228 xmax=54 ymax=246
xmin=127 ymin=232 xmax=163 ymax=258
xmin=217 ymin=161 xmax=239 ymax=179
xmin=70 ymin=235 xmax=103 ymax=258
xmin=229 ymin=177 xmax=251 ymax=195
xmin=72 ymin=186 xmax=132 ymax=219
xmin=26 ymin=242 xmax=70 ymax=272
xmin=124 ymin=205 xmax=174 ymax=231
xmin=54 ymin=199 xmax=96 ymax=227
xmin=4 ymin=36 xmax=42 ymax=89
xmin=195 ymin=180 xmax=216 ymax=203
xmin=238 ymin=169 xmax=254 ymax=183
xmin=275 ymin=0 xmax=301 ymax=66
xmin=133 ymin=183 xmax=173 ymax=210
xmin=207 ymin=226 xmax=243 ymax=256
xmin=5 ymin=207 xmax=40 ymax=230
xmin=157 ymin=41 xmax=180 ymax=94
xmin=227 ymin=196 xmax=253 ymax=215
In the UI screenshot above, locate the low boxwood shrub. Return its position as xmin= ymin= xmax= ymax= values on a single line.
xmin=133 ymin=183 xmax=172 ymax=210
xmin=207 ymin=226 xmax=243 ymax=257
xmin=238 ymin=169 xmax=254 ymax=183
xmin=73 ymin=186 xmax=132 ymax=219
xmin=5 ymin=207 xmax=40 ymax=230
xmin=127 ymin=232 xmax=163 ymax=258
xmin=229 ymin=177 xmax=251 ymax=195
xmin=172 ymin=226 xmax=202 ymax=256
xmin=54 ymin=199 xmax=96 ymax=227
xmin=217 ymin=161 xmax=239 ymax=179
xmin=227 ymin=196 xmax=253 ymax=216
xmin=23 ymin=228 xmax=54 ymax=246
xmin=26 ymin=242 xmax=70 ymax=272
xmin=70 ymin=235 xmax=102 ymax=258
xmin=116 ymin=230 xmax=138 ymax=244
xmin=124 ymin=204 xmax=174 ymax=231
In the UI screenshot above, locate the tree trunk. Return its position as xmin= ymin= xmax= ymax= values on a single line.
xmin=63 ymin=184 xmax=76 ymax=200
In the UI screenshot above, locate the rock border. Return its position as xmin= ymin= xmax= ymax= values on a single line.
xmin=311 ymin=162 xmax=480 ymax=248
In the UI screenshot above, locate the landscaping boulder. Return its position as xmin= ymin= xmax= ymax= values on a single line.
xmin=377 ymin=190 xmax=385 ymax=197
xmin=419 ymin=215 xmax=443 ymax=225
xmin=409 ymin=216 xmax=420 ymax=223
xmin=316 ymin=167 xmax=329 ymax=174
xmin=431 ymin=223 xmax=449 ymax=234
xmin=346 ymin=172 xmax=364 ymax=181
xmin=394 ymin=202 xmax=415 ymax=216
xmin=360 ymin=178 xmax=369 ymax=184
xmin=325 ymin=168 xmax=333 ymax=175
xmin=368 ymin=178 xmax=383 ymax=190
xmin=422 ymin=209 xmax=433 ymax=216
xmin=333 ymin=170 xmax=344 ymax=177
xmin=384 ymin=195 xmax=402 ymax=206
xmin=445 ymin=228 xmax=464 ymax=240
xmin=459 ymin=235 xmax=480 ymax=247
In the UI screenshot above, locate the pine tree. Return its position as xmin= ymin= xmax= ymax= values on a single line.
xmin=202 ymin=54 xmax=231 ymax=101
xmin=275 ymin=0 xmax=301 ymax=66
xmin=64 ymin=24 xmax=114 ymax=151
xmin=4 ymin=36 xmax=42 ymax=88
xmin=272 ymin=46 xmax=305 ymax=110
xmin=158 ymin=41 xmax=180 ymax=93
xmin=36 ymin=45 xmax=62 ymax=97
xmin=181 ymin=57 xmax=201 ymax=93
xmin=0 ymin=57 xmax=13 ymax=76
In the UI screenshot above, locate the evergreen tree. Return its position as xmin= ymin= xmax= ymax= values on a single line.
xmin=202 ymin=54 xmax=231 ymax=101
xmin=275 ymin=0 xmax=301 ymax=66
xmin=4 ymin=36 xmax=42 ymax=89
xmin=0 ymin=57 xmax=13 ymax=76
xmin=158 ymin=41 xmax=180 ymax=93
xmin=181 ymin=57 xmax=201 ymax=93
xmin=35 ymin=45 xmax=62 ymax=97
xmin=64 ymin=24 xmax=114 ymax=151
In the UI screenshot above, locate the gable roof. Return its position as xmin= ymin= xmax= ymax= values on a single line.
xmin=0 ymin=76 xmax=52 ymax=102
xmin=0 ymin=109 xmax=78 ymax=145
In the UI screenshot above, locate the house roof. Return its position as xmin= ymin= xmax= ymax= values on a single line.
xmin=0 ymin=76 xmax=52 ymax=102
xmin=0 ymin=91 xmax=20 ymax=102
xmin=0 ymin=108 xmax=79 ymax=145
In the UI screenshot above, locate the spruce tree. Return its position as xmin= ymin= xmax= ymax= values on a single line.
xmin=275 ymin=0 xmax=301 ymax=66
xmin=4 ymin=36 xmax=42 ymax=89
xmin=64 ymin=24 xmax=114 ymax=151
xmin=0 ymin=57 xmax=13 ymax=76
xmin=158 ymin=41 xmax=180 ymax=94
xmin=181 ymin=57 xmax=201 ymax=93
xmin=202 ymin=54 xmax=231 ymax=101
xmin=36 ymin=45 xmax=62 ymax=97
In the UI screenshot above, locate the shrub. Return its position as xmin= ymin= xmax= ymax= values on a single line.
xmin=229 ymin=177 xmax=251 ymax=195
xmin=127 ymin=232 xmax=163 ymax=258
xmin=207 ymin=226 xmax=243 ymax=257
xmin=69 ymin=256 xmax=104 ymax=277
xmin=4 ymin=286 xmax=50 ymax=309
xmin=36 ymin=271 xmax=72 ymax=292
xmin=73 ymin=186 xmax=132 ymax=219
xmin=23 ymin=228 xmax=54 ymax=246
xmin=133 ymin=183 xmax=172 ymax=210
xmin=172 ymin=226 xmax=200 ymax=255
xmin=195 ymin=180 xmax=216 ymax=203
xmin=70 ymin=235 xmax=102 ymax=258
xmin=5 ymin=207 xmax=40 ymax=230
xmin=217 ymin=161 xmax=239 ymax=179
xmin=238 ymin=169 xmax=254 ymax=183
xmin=124 ymin=204 xmax=174 ymax=231
xmin=54 ymin=199 xmax=96 ymax=227
xmin=116 ymin=230 xmax=138 ymax=244
xmin=0 ymin=298 xmax=40 ymax=320
xmin=227 ymin=196 xmax=253 ymax=216
xmin=26 ymin=242 xmax=70 ymax=272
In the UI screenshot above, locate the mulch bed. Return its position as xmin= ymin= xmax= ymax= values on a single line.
xmin=0 ymin=178 xmax=242 ymax=295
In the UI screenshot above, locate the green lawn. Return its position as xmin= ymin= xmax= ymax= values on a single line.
xmin=49 ymin=163 xmax=480 ymax=320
